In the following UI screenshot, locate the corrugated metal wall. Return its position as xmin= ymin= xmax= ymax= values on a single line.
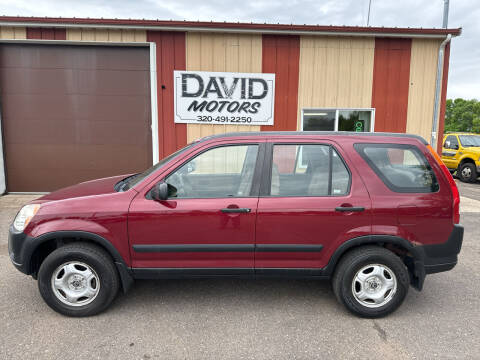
xmin=406 ymin=39 xmax=441 ymax=141
xmin=0 ymin=27 xmax=26 ymax=39
xmin=66 ymin=28 xmax=146 ymax=42
xmin=0 ymin=24 xmax=450 ymax=159
xmin=185 ymin=32 xmax=263 ymax=142
xmin=296 ymin=36 xmax=374 ymax=130
xmin=371 ymin=38 xmax=411 ymax=133
xmin=261 ymin=35 xmax=300 ymax=132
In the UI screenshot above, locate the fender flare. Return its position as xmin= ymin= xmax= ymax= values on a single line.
xmin=323 ymin=235 xmax=425 ymax=290
xmin=28 ymin=230 xmax=134 ymax=293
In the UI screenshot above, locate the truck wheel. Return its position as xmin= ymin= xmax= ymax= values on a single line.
xmin=332 ymin=246 xmax=409 ymax=318
xmin=458 ymin=163 xmax=477 ymax=183
xmin=38 ymin=243 xmax=119 ymax=317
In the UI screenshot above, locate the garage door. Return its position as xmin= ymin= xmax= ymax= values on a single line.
xmin=0 ymin=44 xmax=152 ymax=192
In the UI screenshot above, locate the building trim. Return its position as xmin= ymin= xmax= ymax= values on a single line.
xmin=437 ymin=42 xmax=451 ymax=153
xmin=0 ymin=17 xmax=462 ymax=38
xmin=149 ymin=41 xmax=160 ymax=164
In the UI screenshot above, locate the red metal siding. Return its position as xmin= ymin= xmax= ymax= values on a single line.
xmin=147 ymin=31 xmax=187 ymax=158
xmin=261 ymin=35 xmax=300 ymax=131
xmin=372 ymin=38 xmax=412 ymax=133
xmin=437 ymin=42 xmax=450 ymax=153
xmin=26 ymin=27 xmax=66 ymax=40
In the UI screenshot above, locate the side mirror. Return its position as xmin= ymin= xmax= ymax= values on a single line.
xmin=445 ymin=140 xmax=451 ymax=148
xmin=151 ymin=182 xmax=168 ymax=201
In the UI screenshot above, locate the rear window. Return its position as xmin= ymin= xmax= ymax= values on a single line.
xmin=354 ymin=143 xmax=439 ymax=193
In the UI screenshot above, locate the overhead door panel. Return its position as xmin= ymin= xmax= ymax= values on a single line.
xmin=0 ymin=44 xmax=152 ymax=192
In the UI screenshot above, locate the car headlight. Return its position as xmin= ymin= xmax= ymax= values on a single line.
xmin=13 ymin=204 xmax=41 ymax=232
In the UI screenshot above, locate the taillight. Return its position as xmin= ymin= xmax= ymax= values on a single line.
xmin=427 ymin=145 xmax=460 ymax=224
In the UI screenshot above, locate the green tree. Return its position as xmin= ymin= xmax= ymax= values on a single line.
xmin=444 ymin=98 xmax=480 ymax=133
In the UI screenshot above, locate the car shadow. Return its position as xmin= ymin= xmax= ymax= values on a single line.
xmin=108 ymin=278 xmax=341 ymax=313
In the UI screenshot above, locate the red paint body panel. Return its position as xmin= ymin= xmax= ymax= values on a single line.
xmin=261 ymin=35 xmax=300 ymax=132
xmin=346 ymin=136 xmax=454 ymax=245
xmin=128 ymin=138 xmax=263 ymax=268
xmin=256 ymin=138 xmax=372 ymax=268
xmin=128 ymin=197 xmax=258 ymax=268
xmin=437 ymin=42 xmax=450 ymax=154
xmin=26 ymin=27 xmax=66 ymax=40
xmin=25 ymin=188 xmax=136 ymax=266
xmin=146 ymin=31 xmax=187 ymax=158
xmin=372 ymin=38 xmax=411 ymax=133
xmin=21 ymin=133 xmax=456 ymax=272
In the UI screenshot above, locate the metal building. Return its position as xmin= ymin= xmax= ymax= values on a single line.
xmin=0 ymin=17 xmax=461 ymax=192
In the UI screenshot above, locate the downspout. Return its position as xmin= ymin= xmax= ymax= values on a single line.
xmin=430 ymin=34 xmax=452 ymax=146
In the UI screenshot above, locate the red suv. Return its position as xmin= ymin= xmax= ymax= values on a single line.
xmin=9 ymin=132 xmax=463 ymax=318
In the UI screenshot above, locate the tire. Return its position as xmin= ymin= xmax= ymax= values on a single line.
xmin=332 ymin=246 xmax=409 ymax=318
xmin=458 ymin=162 xmax=477 ymax=183
xmin=38 ymin=243 xmax=119 ymax=317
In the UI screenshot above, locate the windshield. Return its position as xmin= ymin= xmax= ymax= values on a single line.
xmin=458 ymin=135 xmax=480 ymax=147
xmin=116 ymin=142 xmax=196 ymax=192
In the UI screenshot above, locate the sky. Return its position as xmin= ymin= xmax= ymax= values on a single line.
xmin=0 ymin=0 xmax=478 ymax=100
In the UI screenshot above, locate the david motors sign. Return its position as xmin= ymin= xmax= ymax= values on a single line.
xmin=174 ymin=70 xmax=275 ymax=126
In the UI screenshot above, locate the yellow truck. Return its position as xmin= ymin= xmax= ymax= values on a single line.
xmin=442 ymin=133 xmax=480 ymax=183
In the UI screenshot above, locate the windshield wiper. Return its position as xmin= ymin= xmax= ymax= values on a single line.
xmin=114 ymin=174 xmax=139 ymax=192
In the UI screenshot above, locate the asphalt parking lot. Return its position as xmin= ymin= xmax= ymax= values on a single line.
xmin=1 ymin=182 xmax=479 ymax=359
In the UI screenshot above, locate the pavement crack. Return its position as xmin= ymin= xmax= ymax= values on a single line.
xmin=373 ymin=320 xmax=387 ymax=342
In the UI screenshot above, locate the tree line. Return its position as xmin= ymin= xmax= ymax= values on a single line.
xmin=444 ymin=98 xmax=480 ymax=133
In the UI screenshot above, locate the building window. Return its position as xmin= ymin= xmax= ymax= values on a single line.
xmin=302 ymin=109 xmax=375 ymax=132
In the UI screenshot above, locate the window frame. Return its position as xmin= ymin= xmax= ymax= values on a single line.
xmin=301 ymin=108 xmax=376 ymax=132
xmin=354 ymin=143 xmax=440 ymax=194
xmin=444 ymin=135 xmax=459 ymax=149
xmin=147 ymin=142 xmax=265 ymax=200
xmin=260 ymin=142 xmax=352 ymax=198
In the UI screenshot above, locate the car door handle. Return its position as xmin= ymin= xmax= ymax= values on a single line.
xmin=221 ymin=208 xmax=251 ymax=213
xmin=335 ymin=207 xmax=365 ymax=212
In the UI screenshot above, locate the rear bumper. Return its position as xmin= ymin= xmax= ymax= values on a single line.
xmin=408 ymin=224 xmax=463 ymax=291
xmin=420 ymin=224 xmax=464 ymax=275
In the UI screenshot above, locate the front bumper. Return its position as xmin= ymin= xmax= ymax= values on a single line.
xmin=8 ymin=225 xmax=32 ymax=275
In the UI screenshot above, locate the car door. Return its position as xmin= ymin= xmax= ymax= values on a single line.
xmin=442 ymin=135 xmax=460 ymax=169
xmin=255 ymin=139 xmax=372 ymax=274
xmin=128 ymin=140 xmax=264 ymax=275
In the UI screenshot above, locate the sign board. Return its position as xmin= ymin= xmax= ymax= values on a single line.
xmin=174 ymin=70 xmax=275 ymax=126
xmin=354 ymin=120 xmax=364 ymax=132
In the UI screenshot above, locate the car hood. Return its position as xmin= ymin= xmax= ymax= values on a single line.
xmin=36 ymin=174 xmax=134 ymax=202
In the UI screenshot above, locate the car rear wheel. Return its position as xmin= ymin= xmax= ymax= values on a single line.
xmin=458 ymin=163 xmax=477 ymax=183
xmin=332 ymin=246 xmax=409 ymax=318
xmin=38 ymin=243 xmax=119 ymax=317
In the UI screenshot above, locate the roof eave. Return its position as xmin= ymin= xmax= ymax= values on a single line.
xmin=0 ymin=17 xmax=462 ymax=38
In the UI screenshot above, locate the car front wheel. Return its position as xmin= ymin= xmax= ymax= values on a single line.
xmin=332 ymin=246 xmax=409 ymax=318
xmin=38 ymin=243 xmax=119 ymax=317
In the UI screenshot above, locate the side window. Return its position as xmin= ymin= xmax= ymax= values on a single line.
xmin=355 ymin=144 xmax=439 ymax=193
xmin=445 ymin=135 xmax=459 ymax=149
xmin=165 ymin=144 xmax=258 ymax=198
xmin=270 ymin=144 xmax=350 ymax=197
